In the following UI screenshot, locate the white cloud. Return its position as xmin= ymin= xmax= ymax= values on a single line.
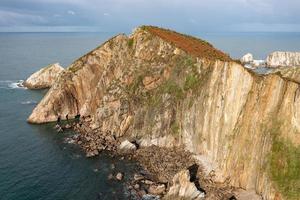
xmin=67 ymin=10 xmax=75 ymax=15
xmin=0 ymin=10 xmax=46 ymax=26
xmin=103 ymin=13 xmax=110 ymax=16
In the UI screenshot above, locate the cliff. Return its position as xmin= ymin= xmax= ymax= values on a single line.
xmin=24 ymin=63 xmax=64 ymax=89
xmin=267 ymin=51 xmax=300 ymax=67
xmin=28 ymin=26 xmax=299 ymax=199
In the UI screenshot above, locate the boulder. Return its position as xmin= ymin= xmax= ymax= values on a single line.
xmin=119 ymin=140 xmax=137 ymax=151
xmin=134 ymin=173 xmax=145 ymax=181
xmin=116 ymin=172 xmax=123 ymax=181
xmin=165 ymin=170 xmax=205 ymax=200
xmin=266 ymin=51 xmax=300 ymax=67
xmin=240 ymin=53 xmax=253 ymax=64
xmin=23 ymin=63 xmax=64 ymax=89
xmin=148 ymin=184 xmax=166 ymax=195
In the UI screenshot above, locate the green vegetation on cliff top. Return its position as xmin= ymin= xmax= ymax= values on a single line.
xmin=267 ymin=123 xmax=300 ymax=199
xmin=270 ymin=137 xmax=300 ymax=199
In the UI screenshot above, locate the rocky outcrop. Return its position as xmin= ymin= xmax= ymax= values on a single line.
xmin=119 ymin=140 xmax=137 ymax=151
xmin=28 ymin=26 xmax=299 ymax=199
xmin=240 ymin=53 xmax=253 ymax=64
xmin=164 ymin=170 xmax=205 ymax=200
xmin=267 ymin=51 xmax=300 ymax=67
xmin=241 ymin=53 xmax=266 ymax=69
xmin=23 ymin=63 xmax=64 ymax=89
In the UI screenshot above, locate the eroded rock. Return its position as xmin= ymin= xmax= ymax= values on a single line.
xmin=164 ymin=170 xmax=205 ymax=200
xmin=119 ymin=140 xmax=137 ymax=151
xmin=267 ymin=51 xmax=300 ymax=67
xmin=24 ymin=63 xmax=64 ymax=89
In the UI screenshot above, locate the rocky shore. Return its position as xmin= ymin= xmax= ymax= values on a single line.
xmin=55 ymin=117 xmax=238 ymax=200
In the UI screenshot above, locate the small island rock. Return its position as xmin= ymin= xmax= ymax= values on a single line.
xmin=240 ymin=53 xmax=253 ymax=64
xmin=266 ymin=51 xmax=300 ymax=67
xmin=23 ymin=63 xmax=64 ymax=89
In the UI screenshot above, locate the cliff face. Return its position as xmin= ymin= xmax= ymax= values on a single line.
xmin=24 ymin=63 xmax=64 ymax=89
xmin=28 ymin=26 xmax=299 ymax=199
xmin=267 ymin=51 xmax=300 ymax=67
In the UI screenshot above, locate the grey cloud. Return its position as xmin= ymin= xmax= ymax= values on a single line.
xmin=0 ymin=0 xmax=299 ymax=32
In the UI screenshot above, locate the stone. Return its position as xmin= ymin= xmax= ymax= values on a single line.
xmin=119 ymin=140 xmax=137 ymax=151
xmin=134 ymin=173 xmax=144 ymax=181
xmin=134 ymin=184 xmax=140 ymax=190
xmin=116 ymin=172 xmax=123 ymax=181
xmin=65 ymin=124 xmax=72 ymax=129
xmin=148 ymin=184 xmax=166 ymax=195
xmin=143 ymin=180 xmax=154 ymax=185
xmin=165 ymin=170 xmax=205 ymax=200
xmin=266 ymin=51 xmax=300 ymax=67
xmin=240 ymin=53 xmax=253 ymax=64
xmin=142 ymin=194 xmax=160 ymax=200
xmin=23 ymin=63 xmax=64 ymax=89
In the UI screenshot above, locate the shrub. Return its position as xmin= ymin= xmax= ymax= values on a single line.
xmin=128 ymin=38 xmax=134 ymax=48
xmin=184 ymin=74 xmax=199 ymax=91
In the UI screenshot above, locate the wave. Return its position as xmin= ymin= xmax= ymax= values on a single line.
xmin=0 ymin=80 xmax=27 ymax=90
xmin=21 ymin=101 xmax=37 ymax=105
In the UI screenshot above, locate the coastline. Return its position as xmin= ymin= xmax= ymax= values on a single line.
xmin=60 ymin=117 xmax=237 ymax=199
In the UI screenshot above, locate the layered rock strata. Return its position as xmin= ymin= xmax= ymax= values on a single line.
xmin=28 ymin=26 xmax=300 ymax=200
xmin=267 ymin=51 xmax=300 ymax=67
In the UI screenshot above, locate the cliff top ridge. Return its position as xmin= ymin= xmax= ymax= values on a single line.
xmin=141 ymin=25 xmax=233 ymax=62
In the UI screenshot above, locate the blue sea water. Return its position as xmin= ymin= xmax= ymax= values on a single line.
xmin=0 ymin=31 xmax=299 ymax=200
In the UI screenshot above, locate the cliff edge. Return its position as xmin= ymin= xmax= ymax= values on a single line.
xmin=28 ymin=26 xmax=300 ymax=200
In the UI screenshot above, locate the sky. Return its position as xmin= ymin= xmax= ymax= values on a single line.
xmin=0 ymin=0 xmax=300 ymax=32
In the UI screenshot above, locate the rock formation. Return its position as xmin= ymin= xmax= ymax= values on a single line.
xmin=28 ymin=26 xmax=300 ymax=199
xmin=267 ymin=51 xmax=300 ymax=67
xmin=240 ymin=53 xmax=266 ymax=69
xmin=23 ymin=63 xmax=64 ymax=89
xmin=164 ymin=170 xmax=205 ymax=200
xmin=240 ymin=53 xmax=253 ymax=64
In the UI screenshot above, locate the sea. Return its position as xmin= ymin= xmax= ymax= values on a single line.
xmin=0 ymin=31 xmax=299 ymax=200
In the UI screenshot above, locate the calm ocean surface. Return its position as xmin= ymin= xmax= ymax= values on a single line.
xmin=0 ymin=32 xmax=299 ymax=200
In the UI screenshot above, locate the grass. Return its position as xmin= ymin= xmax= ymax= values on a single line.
xmin=269 ymin=136 xmax=300 ymax=199
xmin=160 ymin=80 xmax=184 ymax=101
xmin=184 ymin=74 xmax=199 ymax=91
xmin=170 ymin=121 xmax=180 ymax=136
xmin=128 ymin=38 xmax=134 ymax=48
xmin=68 ymin=64 xmax=82 ymax=73
xmin=265 ymin=122 xmax=300 ymax=199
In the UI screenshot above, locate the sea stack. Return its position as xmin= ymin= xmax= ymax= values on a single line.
xmin=266 ymin=51 xmax=300 ymax=67
xmin=23 ymin=63 xmax=64 ymax=89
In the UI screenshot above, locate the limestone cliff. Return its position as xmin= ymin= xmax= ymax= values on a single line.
xmin=24 ymin=63 xmax=64 ymax=89
xmin=28 ymin=26 xmax=299 ymax=199
xmin=267 ymin=51 xmax=300 ymax=67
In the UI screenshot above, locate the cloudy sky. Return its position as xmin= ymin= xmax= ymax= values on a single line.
xmin=0 ymin=0 xmax=299 ymax=32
